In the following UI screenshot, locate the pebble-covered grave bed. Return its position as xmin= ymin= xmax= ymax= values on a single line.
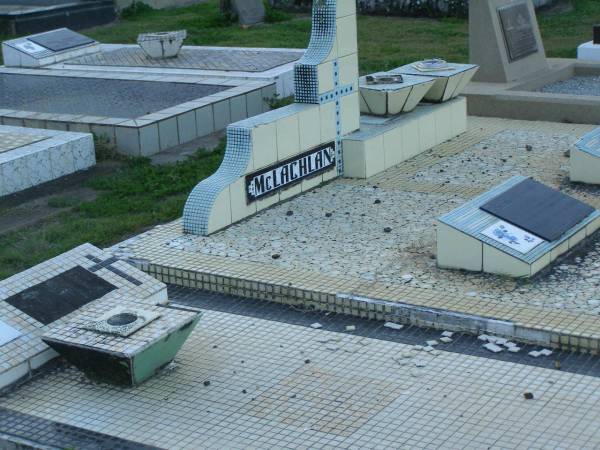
xmin=539 ymin=75 xmax=600 ymax=97
xmin=160 ymin=118 xmax=600 ymax=315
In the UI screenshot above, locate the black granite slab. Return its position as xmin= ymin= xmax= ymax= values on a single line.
xmin=4 ymin=266 xmax=116 ymax=325
xmin=480 ymin=178 xmax=595 ymax=242
xmin=28 ymin=28 xmax=94 ymax=52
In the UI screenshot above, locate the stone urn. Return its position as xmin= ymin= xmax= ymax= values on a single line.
xmin=137 ymin=30 xmax=187 ymax=59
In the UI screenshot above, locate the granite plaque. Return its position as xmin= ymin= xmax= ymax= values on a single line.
xmin=28 ymin=28 xmax=95 ymax=52
xmin=5 ymin=266 xmax=116 ymax=325
xmin=481 ymin=178 xmax=595 ymax=242
xmin=498 ymin=3 xmax=538 ymax=62
xmin=232 ymin=0 xmax=265 ymax=26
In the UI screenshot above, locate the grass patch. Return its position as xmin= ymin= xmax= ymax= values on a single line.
xmin=0 ymin=143 xmax=225 ymax=280
xmin=80 ymin=0 xmax=600 ymax=74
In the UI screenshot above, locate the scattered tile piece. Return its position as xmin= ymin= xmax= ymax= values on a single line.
xmin=540 ymin=349 xmax=554 ymax=357
xmin=426 ymin=340 xmax=438 ymax=346
xmin=345 ymin=325 xmax=356 ymax=332
xmin=528 ymin=351 xmax=542 ymax=358
xmin=413 ymin=345 xmax=424 ymax=351
xmin=441 ymin=331 xmax=454 ymax=338
xmin=384 ymin=322 xmax=404 ymax=330
xmin=504 ymin=341 xmax=517 ymax=348
xmin=440 ymin=337 xmax=453 ymax=344
xmin=310 ymin=323 xmax=323 ymax=329
xmin=423 ymin=346 xmax=435 ymax=352
xmin=478 ymin=334 xmax=490 ymax=342
xmin=508 ymin=346 xmax=521 ymax=353
xmin=483 ymin=343 xmax=503 ymax=353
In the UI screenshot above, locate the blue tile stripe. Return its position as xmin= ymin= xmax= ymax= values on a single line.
xmin=438 ymin=175 xmax=600 ymax=264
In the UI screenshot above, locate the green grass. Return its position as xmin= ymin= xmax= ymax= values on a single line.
xmin=1 ymin=0 xmax=599 ymax=279
xmin=83 ymin=0 xmax=600 ymax=73
xmin=0 ymin=143 xmax=225 ymax=280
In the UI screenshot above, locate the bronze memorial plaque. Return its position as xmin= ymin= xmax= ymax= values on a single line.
xmin=498 ymin=3 xmax=538 ymax=62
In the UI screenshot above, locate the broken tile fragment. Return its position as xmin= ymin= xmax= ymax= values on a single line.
xmin=345 ymin=325 xmax=356 ymax=332
xmin=540 ymin=349 xmax=553 ymax=356
xmin=310 ymin=323 xmax=323 ymax=329
xmin=441 ymin=331 xmax=454 ymax=338
xmin=384 ymin=322 xmax=404 ymax=330
xmin=528 ymin=351 xmax=542 ymax=358
xmin=483 ymin=343 xmax=503 ymax=353
xmin=426 ymin=340 xmax=438 ymax=347
xmin=440 ymin=337 xmax=453 ymax=344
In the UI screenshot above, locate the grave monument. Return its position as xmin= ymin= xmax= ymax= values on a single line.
xmin=464 ymin=0 xmax=600 ymax=124
xmin=183 ymin=0 xmax=473 ymax=236
xmin=577 ymin=25 xmax=600 ymax=62
xmin=469 ymin=0 xmax=548 ymax=83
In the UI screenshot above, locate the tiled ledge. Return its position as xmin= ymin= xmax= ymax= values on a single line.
xmin=120 ymin=220 xmax=600 ymax=354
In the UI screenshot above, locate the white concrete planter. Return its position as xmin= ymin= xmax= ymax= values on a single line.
xmin=137 ymin=30 xmax=187 ymax=59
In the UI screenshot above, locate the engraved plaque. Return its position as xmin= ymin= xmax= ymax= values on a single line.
xmin=498 ymin=3 xmax=538 ymax=62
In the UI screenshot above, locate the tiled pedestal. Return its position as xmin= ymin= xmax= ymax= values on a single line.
xmin=342 ymin=97 xmax=467 ymax=179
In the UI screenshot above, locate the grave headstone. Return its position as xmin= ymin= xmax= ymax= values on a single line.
xmin=594 ymin=25 xmax=600 ymax=45
xmin=469 ymin=0 xmax=549 ymax=83
xmin=232 ymin=0 xmax=265 ymax=26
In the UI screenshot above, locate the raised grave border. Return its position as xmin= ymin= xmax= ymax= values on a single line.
xmin=0 ymin=67 xmax=275 ymax=157
xmin=0 ymin=124 xmax=94 ymax=197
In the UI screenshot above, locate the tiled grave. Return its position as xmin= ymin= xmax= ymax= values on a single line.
xmin=0 ymin=67 xmax=275 ymax=156
xmin=4 ymin=293 xmax=600 ymax=449
xmin=114 ymin=117 xmax=600 ymax=351
xmin=0 ymin=124 xmax=94 ymax=197
xmin=2 ymin=27 xmax=100 ymax=67
xmin=0 ymin=243 xmax=167 ymax=391
xmin=55 ymin=45 xmax=303 ymax=98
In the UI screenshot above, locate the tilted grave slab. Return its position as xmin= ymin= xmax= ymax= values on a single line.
xmin=572 ymin=127 xmax=600 ymax=185
xmin=2 ymin=27 xmax=100 ymax=68
xmin=437 ymin=176 xmax=600 ymax=278
xmin=43 ymin=299 xmax=201 ymax=386
xmin=391 ymin=62 xmax=479 ymax=103
xmin=359 ymin=73 xmax=436 ymax=116
xmin=0 ymin=244 xmax=167 ymax=392
xmin=0 ymin=125 xmax=95 ymax=197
